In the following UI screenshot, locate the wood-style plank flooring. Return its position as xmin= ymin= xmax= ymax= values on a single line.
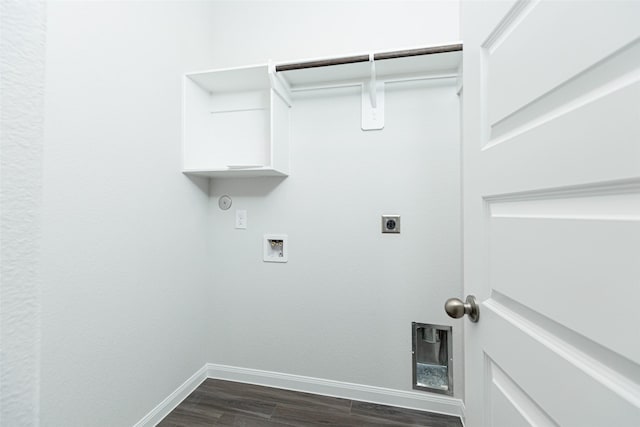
xmin=158 ymin=379 xmax=463 ymax=426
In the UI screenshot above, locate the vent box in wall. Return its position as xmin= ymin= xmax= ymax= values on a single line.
xmin=412 ymin=322 xmax=452 ymax=395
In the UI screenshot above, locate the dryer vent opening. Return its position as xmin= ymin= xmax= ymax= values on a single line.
xmin=412 ymin=322 xmax=452 ymax=395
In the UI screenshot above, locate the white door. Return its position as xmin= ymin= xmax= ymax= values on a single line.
xmin=460 ymin=1 xmax=640 ymax=426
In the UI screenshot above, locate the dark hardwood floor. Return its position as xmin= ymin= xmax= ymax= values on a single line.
xmin=158 ymin=379 xmax=463 ymax=426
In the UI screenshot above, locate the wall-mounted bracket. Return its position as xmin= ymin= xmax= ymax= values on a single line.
xmin=268 ymin=61 xmax=293 ymax=107
xmin=369 ymin=53 xmax=377 ymax=108
xmin=362 ymin=53 xmax=384 ymax=130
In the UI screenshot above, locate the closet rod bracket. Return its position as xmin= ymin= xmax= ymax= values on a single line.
xmin=362 ymin=53 xmax=384 ymax=131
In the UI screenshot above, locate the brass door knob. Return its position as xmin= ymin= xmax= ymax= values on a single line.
xmin=444 ymin=295 xmax=479 ymax=322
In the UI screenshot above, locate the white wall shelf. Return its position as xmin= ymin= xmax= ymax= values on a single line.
xmin=275 ymin=44 xmax=462 ymax=91
xmin=182 ymin=64 xmax=291 ymax=178
xmin=274 ymin=43 xmax=462 ymax=131
xmin=182 ymin=43 xmax=461 ymax=177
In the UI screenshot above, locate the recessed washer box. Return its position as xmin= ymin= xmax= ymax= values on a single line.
xmin=264 ymin=234 xmax=288 ymax=263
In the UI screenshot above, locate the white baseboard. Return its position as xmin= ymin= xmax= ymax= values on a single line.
xmin=207 ymin=363 xmax=465 ymax=418
xmin=133 ymin=364 xmax=208 ymax=427
xmin=134 ymin=363 xmax=465 ymax=426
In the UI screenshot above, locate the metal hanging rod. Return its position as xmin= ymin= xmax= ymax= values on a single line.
xmin=275 ymin=43 xmax=462 ymax=73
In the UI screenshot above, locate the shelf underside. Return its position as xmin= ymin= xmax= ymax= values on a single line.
xmin=183 ymin=168 xmax=288 ymax=178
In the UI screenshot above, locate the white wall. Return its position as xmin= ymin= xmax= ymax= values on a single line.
xmin=38 ymin=1 xmax=461 ymax=424
xmin=208 ymin=0 xmax=460 ymax=66
xmin=40 ymin=2 xmax=216 ymax=425
xmin=205 ymin=0 xmax=463 ymax=402
xmin=0 ymin=1 xmax=46 ymax=425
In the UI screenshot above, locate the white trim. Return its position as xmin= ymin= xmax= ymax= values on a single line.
xmin=134 ymin=363 xmax=465 ymax=426
xmin=133 ymin=365 xmax=208 ymax=427
xmin=206 ymin=363 xmax=465 ymax=418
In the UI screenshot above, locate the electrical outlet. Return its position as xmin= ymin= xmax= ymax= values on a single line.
xmin=381 ymin=215 xmax=400 ymax=233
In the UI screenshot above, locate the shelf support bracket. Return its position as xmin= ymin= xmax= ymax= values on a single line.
xmin=362 ymin=53 xmax=384 ymax=131
xmin=369 ymin=53 xmax=377 ymax=108
xmin=268 ymin=61 xmax=293 ymax=107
